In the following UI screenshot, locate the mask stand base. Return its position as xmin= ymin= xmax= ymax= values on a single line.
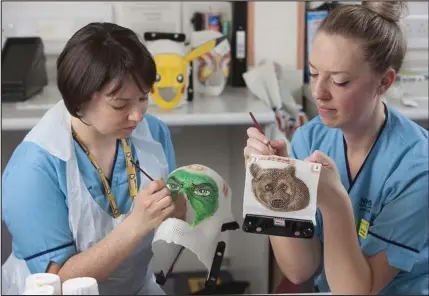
xmin=154 ymin=221 xmax=240 ymax=288
xmin=242 ymin=214 xmax=315 ymax=239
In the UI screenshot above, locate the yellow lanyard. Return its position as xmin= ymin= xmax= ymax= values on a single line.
xmin=72 ymin=130 xmax=138 ymax=218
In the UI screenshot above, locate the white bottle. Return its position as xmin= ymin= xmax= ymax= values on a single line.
xmin=62 ymin=277 xmax=99 ymax=295
xmin=25 ymin=273 xmax=61 ymax=295
xmin=22 ymin=285 xmax=55 ymax=295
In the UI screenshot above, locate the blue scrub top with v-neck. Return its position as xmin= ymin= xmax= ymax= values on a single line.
xmin=1 ymin=114 xmax=176 ymax=274
xmin=290 ymin=104 xmax=428 ymax=295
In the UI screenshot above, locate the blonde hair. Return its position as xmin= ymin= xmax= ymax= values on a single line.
xmin=318 ymin=1 xmax=408 ymax=74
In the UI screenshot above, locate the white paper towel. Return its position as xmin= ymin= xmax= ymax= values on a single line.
xmin=243 ymin=155 xmax=321 ymax=224
xmin=22 ymin=285 xmax=55 ymax=295
xmin=25 ymin=273 xmax=61 ymax=295
xmin=62 ymin=277 xmax=99 ymax=295
xmin=152 ymin=164 xmax=236 ymax=272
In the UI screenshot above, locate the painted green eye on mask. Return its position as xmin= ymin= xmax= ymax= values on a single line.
xmin=166 ymin=169 xmax=219 ymax=227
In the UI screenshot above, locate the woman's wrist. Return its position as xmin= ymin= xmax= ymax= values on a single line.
xmin=318 ymin=184 xmax=350 ymax=215
xmin=124 ymin=213 xmax=151 ymax=239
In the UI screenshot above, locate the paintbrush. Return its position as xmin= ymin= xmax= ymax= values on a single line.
xmin=130 ymin=160 xmax=154 ymax=181
xmin=249 ymin=112 xmax=275 ymax=153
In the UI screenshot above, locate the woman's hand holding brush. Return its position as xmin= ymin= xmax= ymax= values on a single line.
xmin=244 ymin=112 xmax=288 ymax=161
xmin=128 ymin=179 xmax=175 ymax=237
xmin=129 ymin=160 xmax=187 ymax=223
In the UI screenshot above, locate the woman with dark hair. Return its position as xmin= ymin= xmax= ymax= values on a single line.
xmin=245 ymin=1 xmax=428 ymax=295
xmin=2 ymin=22 xmax=185 ymax=295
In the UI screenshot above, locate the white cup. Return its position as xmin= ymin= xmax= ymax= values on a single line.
xmin=62 ymin=277 xmax=99 ymax=295
xmin=22 ymin=284 xmax=55 ymax=295
xmin=25 ymin=273 xmax=61 ymax=295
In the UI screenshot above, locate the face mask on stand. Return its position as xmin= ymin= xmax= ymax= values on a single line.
xmin=151 ymin=164 xmax=238 ymax=284
xmin=191 ymin=30 xmax=231 ymax=97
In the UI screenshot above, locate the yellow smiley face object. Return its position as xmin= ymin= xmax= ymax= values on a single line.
xmin=151 ymin=54 xmax=188 ymax=110
xmin=151 ymin=36 xmax=227 ymax=110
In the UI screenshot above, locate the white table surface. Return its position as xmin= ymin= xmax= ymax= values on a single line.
xmin=1 ymin=85 xmax=275 ymax=131
xmin=303 ymin=82 xmax=429 ymax=121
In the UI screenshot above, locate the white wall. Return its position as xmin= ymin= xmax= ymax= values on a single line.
xmin=253 ymin=2 xmax=303 ymax=100
xmin=408 ymin=2 xmax=429 ymax=17
xmin=254 ymin=2 xmax=298 ymax=68
xmin=404 ymin=2 xmax=429 ymax=70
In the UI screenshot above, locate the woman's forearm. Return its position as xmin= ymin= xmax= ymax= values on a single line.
xmin=320 ymin=191 xmax=372 ymax=294
xmin=270 ymin=235 xmax=321 ymax=284
xmin=57 ymin=215 xmax=148 ymax=282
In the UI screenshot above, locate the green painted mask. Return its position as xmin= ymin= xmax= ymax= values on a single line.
xmin=152 ymin=164 xmax=236 ymax=273
xmin=166 ymin=167 xmax=219 ymax=227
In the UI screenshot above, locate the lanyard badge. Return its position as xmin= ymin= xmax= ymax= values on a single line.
xmin=72 ymin=130 xmax=138 ymax=218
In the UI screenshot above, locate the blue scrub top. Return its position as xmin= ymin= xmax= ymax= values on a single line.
xmin=290 ymin=104 xmax=428 ymax=295
xmin=2 ymin=114 xmax=176 ymax=274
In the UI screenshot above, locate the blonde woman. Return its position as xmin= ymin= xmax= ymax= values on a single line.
xmin=245 ymin=2 xmax=428 ymax=294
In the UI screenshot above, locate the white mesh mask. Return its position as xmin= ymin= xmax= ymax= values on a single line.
xmin=151 ymin=164 xmax=235 ymax=274
xmin=191 ymin=30 xmax=231 ymax=96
